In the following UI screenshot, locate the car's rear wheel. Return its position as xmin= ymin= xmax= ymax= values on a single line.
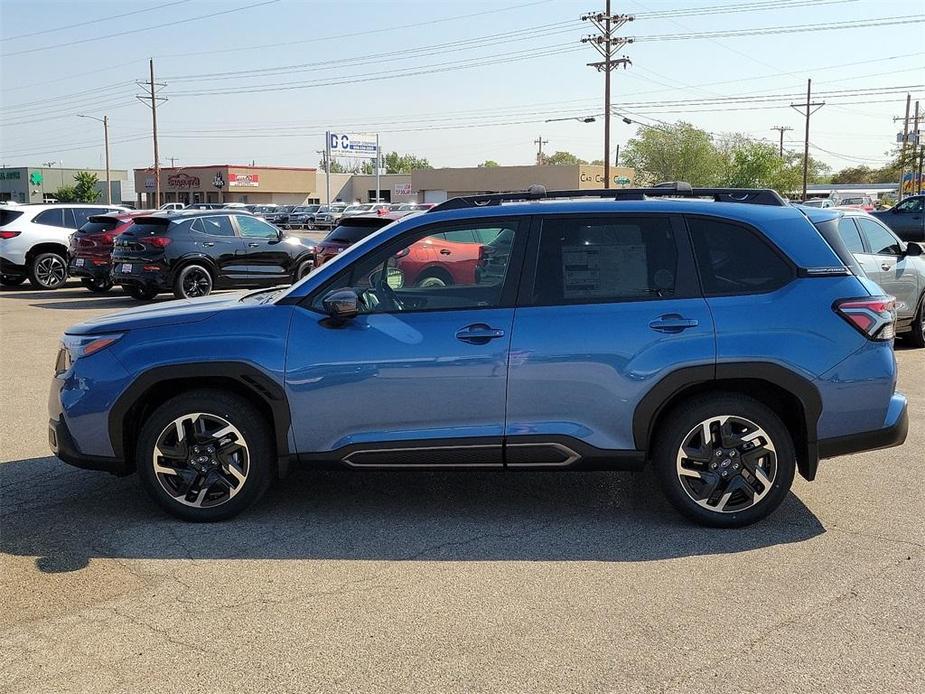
xmin=136 ymin=390 xmax=274 ymax=522
xmin=652 ymin=394 xmax=795 ymax=527
xmin=81 ymin=277 xmax=113 ymax=293
xmin=415 ymin=269 xmax=453 ymax=288
xmin=125 ymin=285 xmax=158 ymax=301
xmin=28 ymin=251 xmax=68 ymax=289
xmin=0 ymin=275 xmax=26 ymax=287
xmin=174 ymin=264 xmax=213 ymax=299
xmin=295 ymin=259 xmax=313 ymax=281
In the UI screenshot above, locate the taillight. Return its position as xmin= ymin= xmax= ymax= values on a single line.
xmin=394 ymin=247 xmax=410 ymax=258
xmin=835 ymin=296 xmax=896 ymax=340
xmin=100 ymin=233 xmax=114 ymax=244
xmin=139 ymin=236 xmax=171 ymax=248
xmin=0 ymin=230 xmax=21 ymax=239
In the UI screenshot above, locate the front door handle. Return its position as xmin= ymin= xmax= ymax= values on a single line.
xmin=248 ymin=242 xmax=261 ymax=247
xmin=439 ymin=248 xmax=451 ymax=255
xmin=880 ymin=262 xmax=893 ymax=271
xmin=649 ymin=314 xmax=699 ymax=333
xmin=202 ymin=242 xmax=214 ymax=247
xmin=455 ymin=323 xmax=505 ymax=344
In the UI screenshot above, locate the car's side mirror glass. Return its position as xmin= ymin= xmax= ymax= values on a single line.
xmin=322 ymin=288 xmax=359 ymax=320
xmin=904 ymin=242 xmax=922 ymax=256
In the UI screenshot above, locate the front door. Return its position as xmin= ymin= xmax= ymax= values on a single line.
xmin=506 ymin=214 xmax=715 ymax=460
xmin=232 ymin=214 xmax=294 ymax=282
xmin=855 ymin=215 xmax=920 ymax=321
xmin=285 ymin=217 xmax=526 ymax=466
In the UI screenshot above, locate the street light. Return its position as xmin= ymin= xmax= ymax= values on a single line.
xmin=544 ymin=115 xmax=600 ymax=123
xmin=76 ymin=114 xmax=110 ymax=204
xmin=615 ymin=112 xmax=671 ymax=134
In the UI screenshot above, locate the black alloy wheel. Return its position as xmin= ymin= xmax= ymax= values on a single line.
xmin=175 ymin=264 xmax=213 ymax=299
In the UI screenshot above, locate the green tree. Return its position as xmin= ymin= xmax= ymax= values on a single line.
xmin=72 ymin=170 xmax=100 ymax=203
xmin=320 ymin=158 xmax=352 ymax=174
xmin=717 ymin=137 xmax=782 ymax=188
xmin=478 ymin=160 xmax=499 ymax=168
xmin=830 ymin=165 xmax=877 ymax=184
xmin=52 ymin=185 xmax=77 ymax=202
xmin=622 ymin=122 xmax=723 ymax=185
xmin=542 ymin=151 xmax=587 ymax=166
xmin=383 ymin=152 xmax=430 ymax=173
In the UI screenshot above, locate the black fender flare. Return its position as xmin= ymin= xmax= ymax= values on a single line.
xmin=633 ymin=362 xmax=823 ymax=480
xmin=108 ymin=361 xmax=291 ymax=467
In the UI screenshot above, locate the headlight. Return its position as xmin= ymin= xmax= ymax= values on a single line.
xmin=57 ymin=333 xmax=123 ymax=373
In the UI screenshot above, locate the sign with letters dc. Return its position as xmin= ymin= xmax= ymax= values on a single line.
xmin=328 ymin=132 xmax=378 ymax=158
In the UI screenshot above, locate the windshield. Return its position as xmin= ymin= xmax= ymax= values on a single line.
xmin=803 ymin=199 xmax=826 ymax=207
xmin=841 ymin=197 xmax=865 ymax=205
xmin=325 ymin=222 xmax=384 ymax=244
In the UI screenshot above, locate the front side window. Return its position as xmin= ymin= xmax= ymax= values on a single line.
xmin=34 ymin=208 xmax=66 ymax=228
xmin=314 ymin=220 xmax=521 ymax=314
xmin=895 ymin=197 xmax=923 ymax=213
xmin=236 ymin=215 xmax=278 ymax=239
xmin=836 ymin=218 xmax=865 ymax=254
xmin=531 ymin=216 xmax=677 ymax=304
xmin=688 ymin=217 xmax=792 ymax=295
xmin=856 ymin=218 xmax=901 ymax=255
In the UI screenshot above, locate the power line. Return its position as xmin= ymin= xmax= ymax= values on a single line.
xmin=634 ymin=15 xmax=925 ymax=42
xmin=0 ymin=0 xmax=192 ymax=42
xmin=0 ymin=0 xmax=281 ymax=58
xmin=635 ymin=0 xmax=857 ymax=18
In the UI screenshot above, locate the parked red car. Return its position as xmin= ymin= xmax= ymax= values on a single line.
xmin=395 ymin=228 xmax=491 ymax=287
xmin=837 ymin=195 xmax=875 ymax=212
xmin=312 ymin=214 xmax=406 ymax=268
xmin=69 ymin=210 xmax=154 ymax=292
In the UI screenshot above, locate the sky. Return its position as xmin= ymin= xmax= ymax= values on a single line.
xmin=0 ymin=0 xmax=923 ymax=175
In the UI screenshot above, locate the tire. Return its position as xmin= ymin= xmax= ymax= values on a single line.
xmin=27 ymin=251 xmax=68 ymax=289
xmin=125 ymin=285 xmax=158 ymax=301
xmin=652 ymin=393 xmax=796 ymax=528
xmin=174 ymin=264 xmax=213 ymax=299
xmin=907 ymin=295 xmax=925 ymax=348
xmin=81 ymin=277 xmax=113 ymax=293
xmin=414 ymin=269 xmax=453 ymax=288
xmin=136 ymin=389 xmax=274 ymax=522
xmin=0 ymin=275 xmax=26 ymax=287
xmin=294 ymin=259 xmax=313 ymax=282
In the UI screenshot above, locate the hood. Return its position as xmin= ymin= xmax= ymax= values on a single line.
xmin=66 ymin=292 xmax=248 ymax=335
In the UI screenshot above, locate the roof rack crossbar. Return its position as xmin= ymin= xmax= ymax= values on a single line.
xmin=428 ymin=182 xmax=787 ymax=212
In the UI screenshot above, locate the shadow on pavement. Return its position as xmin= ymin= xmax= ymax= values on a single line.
xmin=1 ymin=455 xmax=825 ymax=573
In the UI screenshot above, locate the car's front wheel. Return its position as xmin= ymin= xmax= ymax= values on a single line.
xmin=28 ymin=251 xmax=68 ymax=289
xmin=136 ymin=390 xmax=274 ymax=521
xmin=652 ymin=394 xmax=795 ymax=527
xmin=174 ymin=264 xmax=213 ymax=299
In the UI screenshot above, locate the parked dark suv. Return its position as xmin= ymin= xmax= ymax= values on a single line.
xmin=111 ymin=210 xmax=316 ymax=300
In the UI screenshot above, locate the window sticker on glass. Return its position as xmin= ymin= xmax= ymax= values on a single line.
xmin=562 ymin=243 xmax=648 ymax=298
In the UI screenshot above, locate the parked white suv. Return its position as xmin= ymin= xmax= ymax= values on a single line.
xmin=1 ymin=203 xmax=125 ymax=289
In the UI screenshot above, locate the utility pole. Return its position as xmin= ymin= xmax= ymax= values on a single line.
xmin=895 ymin=94 xmax=912 ymax=198
xmin=770 ymin=125 xmax=793 ymax=158
xmin=136 ymin=58 xmax=166 ymax=207
xmin=534 ymin=135 xmax=548 ymax=165
xmin=614 ymin=143 xmax=620 ymax=167
xmin=790 ymin=79 xmax=824 ymax=202
xmin=168 ymin=157 xmax=178 ymax=168
xmin=914 ymin=100 xmax=922 ymax=195
xmin=581 ymin=2 xmax=633 ymax=188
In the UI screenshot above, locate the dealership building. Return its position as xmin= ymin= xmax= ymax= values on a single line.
xmin=0 ymin=166 xmax=131 ymax=204
xmin=133 ymin=163 xmax=636 ymax=207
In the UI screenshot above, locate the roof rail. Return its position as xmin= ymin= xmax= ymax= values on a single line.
xmin=427 ymin=182 xmax=788 ymax=212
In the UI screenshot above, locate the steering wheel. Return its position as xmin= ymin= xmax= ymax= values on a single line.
xmin=375 ymin=276 xmax=404 ymax=311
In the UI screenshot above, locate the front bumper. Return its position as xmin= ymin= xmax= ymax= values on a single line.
xmin=49 ymin=416 xmax=128 ymax=475
xmin=818 ymin=393 xmax=909 ymax=459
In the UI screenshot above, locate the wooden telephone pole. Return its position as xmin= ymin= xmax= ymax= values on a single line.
xmin=136 ymin=59 xmax=167 ymax=207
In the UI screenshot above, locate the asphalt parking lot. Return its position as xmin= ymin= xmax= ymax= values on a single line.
xmin=1 ymin=282 xmax=923 ymax=694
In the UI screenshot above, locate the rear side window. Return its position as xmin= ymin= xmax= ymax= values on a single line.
xmin=836 ymin=218 xmax=865 ymax=254
xmin=532 ymin=216 xmax=677 ymax=304
xmin=196 ymin=216 xmax=235 ymax=237
xmin=688 ymin=217 xmax=792 ymax=295
xmin=0 ymin=209 xmax=23 ymax=226
xmin=856 ymin=218 xmax=901 ymax=255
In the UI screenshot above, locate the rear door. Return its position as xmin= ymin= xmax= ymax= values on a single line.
xmin=191 ymin=215 xmax=244 ymax=281
xmin=232 ymin=215 xmax=295 ymax=281
xmin=505 ymin=214 xmax=715 ymax=460
xmin=855 ymin=215 xmax=919 ymax=321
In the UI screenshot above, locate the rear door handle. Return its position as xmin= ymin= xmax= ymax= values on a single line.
xmin=248 ymin=242 xmax=261 ymax=247
xmin=649 ymin=314 xmax=699 ymax=333
xmin=880 ymin=263 xmax=892 ymax=271
xmin=455 ymin=323 xmax=505 ymax=344
xmin=439 ymin=248 xmax=451 ymax=255
xmin=203 ymin=242 xmax=214 ymax=247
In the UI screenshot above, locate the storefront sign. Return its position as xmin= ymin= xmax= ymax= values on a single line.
xmin=144 ymin=176 xmax=156 ymax=190
xmin=229 ymin=173 xmax=259 ymax=187
xmin=0 ymin=170 xmax=21 ymax=180
xmin=168 ymin=173 xmax=200 ymax=189
xmin=212 ymin=173 xmax=225 ymax=189
xmin=394 ymin=183 xmax=412 ymax=196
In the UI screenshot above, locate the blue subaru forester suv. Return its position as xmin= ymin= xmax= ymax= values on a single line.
xmin=48 ymin=184 xmax=909 ymax=527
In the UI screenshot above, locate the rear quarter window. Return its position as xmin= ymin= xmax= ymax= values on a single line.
xmin=688 ymin=217 xmax=793 ymax=295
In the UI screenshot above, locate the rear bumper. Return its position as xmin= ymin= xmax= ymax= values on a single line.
xmin=1 ymin=257 xmax=27 ymax=278
xmin=111 ymin=261 xmax=169 ymax=290
xmin=818 ymin=393 xmax=908 ymax=459
xmin=68 ymin=257 xmax=112 ymax=280
xmin=49 ymin=417 xmax=128 ymax=475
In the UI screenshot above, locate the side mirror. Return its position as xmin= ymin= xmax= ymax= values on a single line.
xmin=322 ymin=288 xmax=359 ymax=320
xmin=904 ymin=242 xmax=922 ymax=256
xmin=891 ymin=206 xmax=900 ymax=213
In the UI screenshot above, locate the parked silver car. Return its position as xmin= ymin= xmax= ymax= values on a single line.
xmin=830 ymin=208 xmax=925 ymax=347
